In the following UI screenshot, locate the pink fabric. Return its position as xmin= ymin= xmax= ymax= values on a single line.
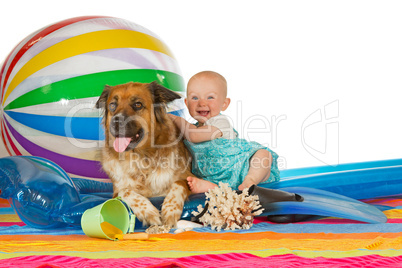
xmin=0 ymin=222 xmax=25 ymax=227
xmin=1 ymin=253 xmax=402 ymax=268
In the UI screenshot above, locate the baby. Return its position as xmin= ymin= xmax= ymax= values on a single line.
xmin=170 ymin=71 xmax=280 ymax=193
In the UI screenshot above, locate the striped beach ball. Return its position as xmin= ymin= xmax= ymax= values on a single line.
xmin=0 ymin=16 xmax=186 ymax=181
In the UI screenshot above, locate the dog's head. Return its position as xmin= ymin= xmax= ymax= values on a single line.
xmin=96 ymin=82 xmax=181 ymax=152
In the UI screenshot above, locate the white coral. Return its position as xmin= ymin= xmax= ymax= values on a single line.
xmin=192 ymin=183 xmax=264 ymax=231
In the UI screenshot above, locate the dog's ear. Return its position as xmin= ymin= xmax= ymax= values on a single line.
xmin=96 ymin=85 xmax=112 ymax=109
xmin=149 ymin=81 xmax=182 ymax=104
xmin=149 ymin=81 xmax=182 ymax=123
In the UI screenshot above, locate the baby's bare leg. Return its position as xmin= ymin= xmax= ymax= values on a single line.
xmin=238 ymin=150 xmax=272 ymax=191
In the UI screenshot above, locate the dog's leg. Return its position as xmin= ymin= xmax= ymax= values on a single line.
xmin=119 ymin=189 xmax=162 ymax=226
xmin=161 ymin=180 xmax=190 ymax=227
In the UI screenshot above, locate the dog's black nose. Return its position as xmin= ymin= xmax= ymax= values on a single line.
xmin=112 ymin=114 xmax=124 ymax=124
xmin=111 ymin=114 xmax=126 ymax=137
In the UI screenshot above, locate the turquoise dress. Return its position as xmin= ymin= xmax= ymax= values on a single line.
xmin=184 ymin=131 xmax=280 ymax=190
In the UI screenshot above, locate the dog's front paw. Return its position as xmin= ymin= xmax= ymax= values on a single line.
xmin=161 ymin=197 xmax=184 ymax=228
xmin=134 ymin=204 xmax=162 ymax=226
xmin=161 ymin=182 xmax=189 ymax=228
xmin=120 ymin=191 xmax=162 ymax=226
xmin=161 ymin=208 xmax=182 ymax=228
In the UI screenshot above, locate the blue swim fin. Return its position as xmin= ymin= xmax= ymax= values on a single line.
xmin=259 ymin=186 xmax=387 ymax=224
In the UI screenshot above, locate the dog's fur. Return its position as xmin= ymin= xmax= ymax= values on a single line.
xmin=96 ymin=82 xmax=193 ymax=227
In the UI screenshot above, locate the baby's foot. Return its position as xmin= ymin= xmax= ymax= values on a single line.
xmin=187 ymin=177 xmax=217 ymax=194
xmin=238 ymin=176 xmax=259 ymax=191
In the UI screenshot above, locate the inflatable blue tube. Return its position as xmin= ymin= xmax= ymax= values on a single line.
xmin=269 ymin=165 xmax=402 ymax=200
xmin=280 ymin=158 xmax=402 ymax=178
xmin=0 ymin=156 xmax=81 ymax=228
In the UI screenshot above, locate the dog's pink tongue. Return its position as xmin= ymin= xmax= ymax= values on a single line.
xmin=113 ymin=137 xmax=131 ymax=153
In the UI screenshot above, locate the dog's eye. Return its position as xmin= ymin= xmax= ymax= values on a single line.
xmin=109 ymin=102 xmax=117 ymax=112
xmin=132 ymin=102 xmax=143 ymax=111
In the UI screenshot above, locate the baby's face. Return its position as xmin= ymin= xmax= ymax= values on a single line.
xmin=186 ymin=76 xmax=229 ymax=124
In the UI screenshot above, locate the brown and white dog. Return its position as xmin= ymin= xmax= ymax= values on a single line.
xmin=96 ymin=81 xmax=194 ymax=227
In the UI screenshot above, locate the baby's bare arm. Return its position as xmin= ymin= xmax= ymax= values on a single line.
xmin=169 ymin=114 xmax=222 ymax=143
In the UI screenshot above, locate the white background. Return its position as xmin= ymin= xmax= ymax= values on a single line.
xmin=1 ymin=0 xmax=401 ymax=169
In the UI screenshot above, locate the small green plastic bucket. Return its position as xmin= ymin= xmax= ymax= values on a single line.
xmin=81 ymin=198 xmax=135 ymax=240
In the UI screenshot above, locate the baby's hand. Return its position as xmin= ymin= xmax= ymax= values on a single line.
xmin=168 ymin=114 xmax=180 ymax=127
xmin=168 ymin=114 xmax=177 ymax=120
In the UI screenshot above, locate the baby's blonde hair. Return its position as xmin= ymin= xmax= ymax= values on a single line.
xmin=188 ymin=71 xmax=227 ymax=96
